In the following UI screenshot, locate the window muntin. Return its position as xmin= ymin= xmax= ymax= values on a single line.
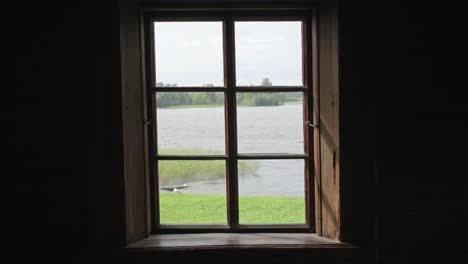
xmin=146 ymin=13 xmax=314 ymax=232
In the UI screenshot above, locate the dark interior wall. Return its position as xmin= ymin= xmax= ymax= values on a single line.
xmin=8 ymin=1 xmax=92 ymax=262
xmin=88 ymin=0 xmax=128 ymax=254
xmin=340 ymin=1 xmax=468 ymax=263
xmin=11 ymin=0 xmax=465 ymax=262
xmin=368 ymin=1 xmax=467 ymax=262
xmin=340 ymin=0 xmax=467 ymax=262
xmin=10 ymin=0 xmax=126 ymax=261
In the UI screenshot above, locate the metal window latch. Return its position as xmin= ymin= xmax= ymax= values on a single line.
xmin=305 ymin=121 xmax=319 ymax=128
xmin=144 ymin=119 xmax=152 ymax=126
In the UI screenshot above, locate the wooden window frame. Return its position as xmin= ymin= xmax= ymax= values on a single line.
xmin=143 ymin=8 xmax=318 ymax=234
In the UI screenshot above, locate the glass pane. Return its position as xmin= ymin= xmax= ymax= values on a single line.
xmin=159 ymin=160 xmax=227 ymax=224
xmin=154 ymin=22 xmax=224 ymax=87
xmin=156 ymin=92 xmax=225 ymax=154
xmin=235 ymin=21 xmax=303 ymax=86
xmin=238 ymin=159 xmax=305 ymax=224
xmin=237 ymin=92 xmax=304 ymax=154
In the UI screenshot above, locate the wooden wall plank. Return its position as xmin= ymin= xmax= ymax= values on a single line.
xmin=318 ymin=4 xmax=341 ymax=241
xmin=120 ymin=0 xmax=148 ymax=244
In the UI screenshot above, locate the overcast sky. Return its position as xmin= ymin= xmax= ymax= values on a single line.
xmin=154 ymin=21 xmax=303 ymax=86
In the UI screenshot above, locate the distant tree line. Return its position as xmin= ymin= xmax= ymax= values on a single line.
xmin=156 ymin=78 xmax=301 ymax=108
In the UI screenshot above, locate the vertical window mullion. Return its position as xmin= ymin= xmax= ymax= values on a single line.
xmin=224 ymin=17 xmax=239 ymax=228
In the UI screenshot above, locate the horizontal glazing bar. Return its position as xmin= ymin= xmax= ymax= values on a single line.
xmin=146 ymin=10 xmax=314 ymax=17
xmin=156 ymin=224 xmax=310 ymax=233
xmin=238 ymin=224 xmax=308 ymax=229
xmin=237 ymin=154 xmax=307 ymax=159
xmin=158 ymin=224 xmax=230 ymax=228
xmin=157 ymin=155 xmax=228 ymax=160
xmin=236 ymin=86 xmax=306 ymax=92
xmin=154 ymin=87 xmax=226 ymax=92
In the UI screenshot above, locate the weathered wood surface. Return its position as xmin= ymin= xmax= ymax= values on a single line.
xmin=120 ymin=0 xmax=148 ymax=244
xmin=318 ymin=5 xmax=340 ymax=240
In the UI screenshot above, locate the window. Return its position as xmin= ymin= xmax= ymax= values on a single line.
xmin=144 ymin=9 xmax=318 ymax=233
xmin=118 ymin=3 xmax=345 ymax=247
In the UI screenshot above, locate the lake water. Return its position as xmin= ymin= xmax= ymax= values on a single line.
xmin=157 ymin=104 xmax=305 ymax=196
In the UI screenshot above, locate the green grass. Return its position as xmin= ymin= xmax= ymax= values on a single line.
xmin=160 ymin=193 xmax=305 ymax=224
xmin=239 ymin=195 xmax=305 ymax=224
xmin=158 ymin=149 xmax=260 ymax=185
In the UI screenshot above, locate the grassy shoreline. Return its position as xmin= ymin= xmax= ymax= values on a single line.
xmin=160 ymin=193 xmax=305 ymax=224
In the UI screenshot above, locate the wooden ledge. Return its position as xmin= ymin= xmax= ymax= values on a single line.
xmin=126 ymin=233 xmax=355 ymax=251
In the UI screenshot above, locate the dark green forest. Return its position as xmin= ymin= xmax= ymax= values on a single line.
xmin=156 ymin=78 xmax=302 ymax=108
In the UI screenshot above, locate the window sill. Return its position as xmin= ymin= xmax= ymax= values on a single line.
xmin=125 ymin=233 xmax=355 ymax=251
